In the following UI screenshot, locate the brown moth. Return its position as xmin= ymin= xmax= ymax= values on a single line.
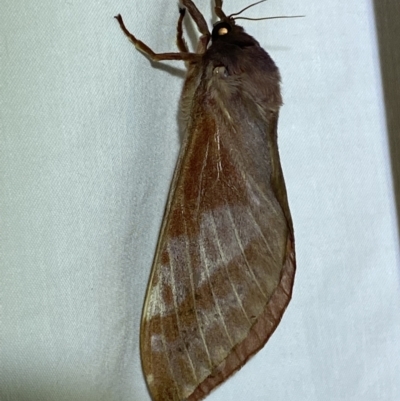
xmin=115 ymin=1 xmax=295 ymax=400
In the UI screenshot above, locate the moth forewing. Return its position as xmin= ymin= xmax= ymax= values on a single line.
xmin=116 ymin=1 xmax=295 ymax=400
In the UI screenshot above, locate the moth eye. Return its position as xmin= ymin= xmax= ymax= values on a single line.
xmin=218 ymin=27 xmax=229 ymax=36
xmin=211 ymin=22 xmax=231 ymax=40
xmin=213 ymin=66 xmax=228 ymax=77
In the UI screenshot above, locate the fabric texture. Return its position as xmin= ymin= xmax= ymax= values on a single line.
xmin=1 ymin=1 xmax=399 ymax=400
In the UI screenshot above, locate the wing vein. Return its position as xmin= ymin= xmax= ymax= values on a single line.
xmin=246 ymin=208 xmax=278 ymax=266
xmin=195 ymin=138 xmax=210 ymax=217
xmin=167 ymin=242 xmax=198 ymax=383
xmin=210 ymin=211 xmax=251 ymax=324
xmin=157 ymin=279 xmax=182 ymax=398
xmin=225 ymin=206 xmax=268 ymax=300
xmin=245 ymin=171 xmax=278 ymax=216
xmin=182 ymin=201 xmax=213 ymax=369
xmin=199 ymin=236 xmax=235 ymax=347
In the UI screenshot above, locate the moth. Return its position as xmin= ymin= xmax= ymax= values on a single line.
xmin=115 ymin=1 xmax=295 ymax=400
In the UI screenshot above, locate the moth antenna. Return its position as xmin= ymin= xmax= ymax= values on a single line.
xmin=234 ymin=15 xmax=305 ymax=21
xmin=229 ymin=0 xmax=267 ymax=18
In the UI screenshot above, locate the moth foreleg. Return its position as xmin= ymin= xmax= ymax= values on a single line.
xmin=176 ymin=8 xmax=189 ymax=53
xmin=180 ymin=0 xmax=210 ymax=37
xmin=180 ymin=0 xmax=210 ymax=54
xmin=214 ymin=0 xmax=226 ymax=20
xmin=115 ymin=14 xmax=198 ymax=62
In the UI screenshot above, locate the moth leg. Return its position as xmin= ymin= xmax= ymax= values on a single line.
xmin=180 ymin=0 xmax=210 ymax=37
xmin=215 ymin=0 xmax=227 ymax=20
xmin=180 ymin=0 xmax=210 ymax=53
xmin=115 ymin=14 xmax=198 ymax=62
xmin=176 ymin=7 xmax=189 ymax=52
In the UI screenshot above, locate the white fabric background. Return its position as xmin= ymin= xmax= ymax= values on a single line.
xmin=1 ymin=0 xmax=399 ymax=400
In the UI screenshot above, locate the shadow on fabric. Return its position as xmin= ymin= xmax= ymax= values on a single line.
xmin=373 ymin=1 xmax=400 ymax=234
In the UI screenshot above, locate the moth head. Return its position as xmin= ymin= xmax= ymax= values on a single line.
xmin=212 ymin=19 xmax=242 ymax=41
xmin=211 ymin=19 xmax=258 ymax=48
xmin=212 ymin=0 xmax=302 ymax=46
xmin=212 ymin=1 xmax=260 ymax=46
